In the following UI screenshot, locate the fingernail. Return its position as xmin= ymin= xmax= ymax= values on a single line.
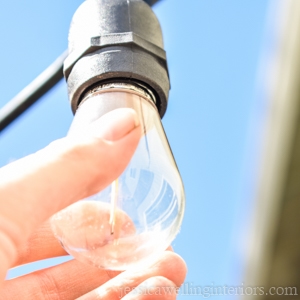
xmin=92 ymin=108 xmax=140 ymax=141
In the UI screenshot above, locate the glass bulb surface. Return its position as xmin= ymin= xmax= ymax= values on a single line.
xmin=51 ymin=87 xmax=185 ymax=270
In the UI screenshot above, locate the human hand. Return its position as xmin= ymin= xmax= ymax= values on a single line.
xmin=0 ymin=108 xmax=187 ymax=299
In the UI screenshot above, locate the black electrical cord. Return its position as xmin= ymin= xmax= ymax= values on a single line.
xmin=0 ymin=51 xmax=68 ymax=133
xmin=0 ymin=0 xmax=161 ymax=133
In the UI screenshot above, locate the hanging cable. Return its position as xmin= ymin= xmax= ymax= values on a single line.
xmin=0 ymin=51 xmax=68 ymax=133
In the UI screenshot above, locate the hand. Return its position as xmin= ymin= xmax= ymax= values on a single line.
xmin=0 ymin=108 xmax=187 ymax=299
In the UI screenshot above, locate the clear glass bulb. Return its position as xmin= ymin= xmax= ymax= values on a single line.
xmin=51 ymin=83 xmax=185 ymax=270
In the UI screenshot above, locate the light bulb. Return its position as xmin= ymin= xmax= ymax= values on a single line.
xmin=51 ymin=83 xmax=185 ymax=270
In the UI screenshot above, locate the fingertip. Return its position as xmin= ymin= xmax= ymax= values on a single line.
xmin=155 ymin=251 xmax=187 ymax=287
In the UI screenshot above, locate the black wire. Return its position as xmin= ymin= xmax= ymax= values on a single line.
xmin=0 ymin=51 xmax=68 ymax=133
xmin=0 ymin=0 xmax=161 ymax=133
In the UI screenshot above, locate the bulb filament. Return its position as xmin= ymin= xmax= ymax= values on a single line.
xmin=110 ymin=179 xmax=119 ymax=235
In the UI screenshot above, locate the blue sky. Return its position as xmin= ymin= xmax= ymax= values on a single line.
xmin=0 ymin=0 xmax=269 ymax=299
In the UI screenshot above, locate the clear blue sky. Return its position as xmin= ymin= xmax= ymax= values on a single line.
xmin=0 ymin=0 xmax=269 ymax=299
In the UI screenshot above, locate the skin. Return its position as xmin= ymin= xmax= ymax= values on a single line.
xmin=0 ymin=108 xmax=187 ymax=299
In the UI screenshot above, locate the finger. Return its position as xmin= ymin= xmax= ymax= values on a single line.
xmin=3 ymin=260 xmax=121 ymax=300
xmin=122 ymin=276 xmax=177 ymax=300
xmin=15 ymin=199 xmax=136 ymax=267
xmin=51 ymin=201 xmax=136 ymax=265
xmin=0 ymin=108 xmax=141 ymax=277
xmin=14 ymin=216 xmax=171 ymax=268
xmin=78 ymin=251 xmax=187 ymax=300
xmin=14 ymin=221 xmax=68 ymax=267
